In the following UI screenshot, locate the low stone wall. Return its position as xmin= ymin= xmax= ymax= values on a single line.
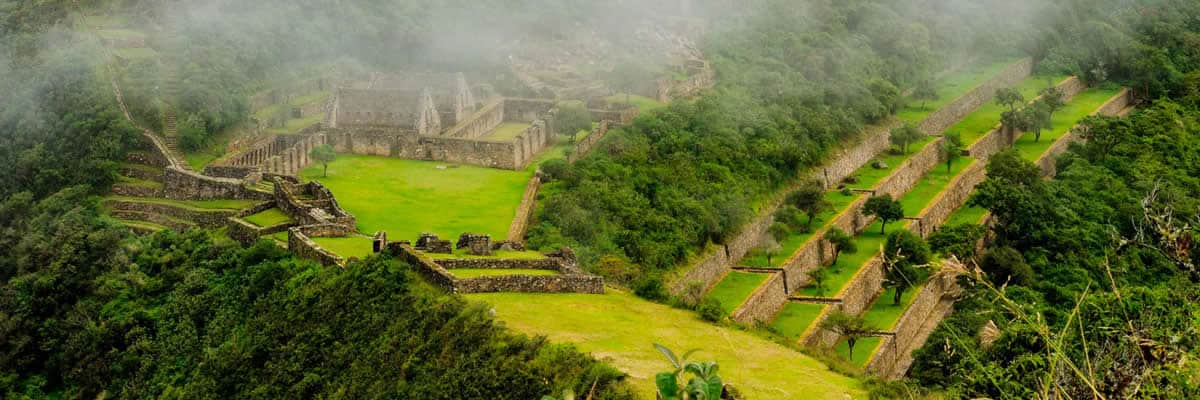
xmin=444 ymin=99 xmax=504 ymax=139
xmin=506 ymin=175 xmax=542 ymax=242
xmin=918 ymin=58 xmax=1034 ymax=135
xmin=803 ymin=258 xmax=886 ymax=348
xmin=111 ymin=184 xmax=161 ymax=198
xmin=161 ymin=167 xmax=272 ymax=201
xmin=437 ymin=257 xmax=561 ymax=270
xmin=390 ymin=244 xmax=458 ymax=289
xmin=104 ymin=199 xmax=240 ymax=228
xmin=656 ymin=63 xmax=717 ymax=102
xmin=119 ymin=165 xmax=163 ymax=182
xmin=109 ymin=210 xmax=192 ymax=231
xmin=327 ymin=127 xmax=541 ymax=170
xmin=865 ymin=271 xmax=962 ymax=379
xmin=455 ymin=274 xmax=604 ymax=294
xmin=590 ymin=107 xmax=639 ymax=125
xmin=729 ymin=272 xmax=788 ymax=323
xmin=568 ymin=121 xmax=612 ymax=163
xmin=203 ymin=165 xmax=259 ymax=179
xmin=273 ymin=179 xmax=356 ymax=228
xmin=228 ymin=217 xmax=296 ymax=245
xmin=126 ymin=150 xmax=169 ymax=168
xmin=288 ymin=224 xmax=354 ymax=267
xmin=912 ymin=161 xmax=987 ymax=238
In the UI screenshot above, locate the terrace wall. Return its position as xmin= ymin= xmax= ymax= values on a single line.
xmin=288 ymin=224 xmax=354 ymax=267
xmin=506 ymin=175 xmax=542 ymax=242
xmin=161 ymin=167 xmax=272 ymax=201
xmin=569 ymin=121 xmax=612 ymax=163
xmin=1036 ymin=88 xmax=1133 ymax=177
xmin=104 ymin=199 xmax=241 ymax=228
xmin=455 ymin=274 xmax=605 ymax=294
xmin=729 ymin=272 xmax=788 ymax=323
xmin=912 ymin=161 xmax=987 ymax=238
xmin=865 ymin=271 xmax=961 ymax=379
xmin=227 ymin=217 xmax=296 ymax=245
xmin=917 ymin=58 xmax=1034 ymax=135
xmin=444 ymin=99 xmax=504 ymax=139
xmin=803 ymin=259 xmax=886 ymax=348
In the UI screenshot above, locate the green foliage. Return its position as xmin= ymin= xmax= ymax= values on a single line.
xmin=864 ymin=194 xmax=905 ymax=235
xmin=309 ymin=144 xmax=336 ymax=177
xmin=940 ymin=131 xmax=965 ymax=173
xmin=824 ymin=227 xmax=857 ymax=265
xmin=178 ymin=113 xmax=208 ymax=151
xmin=912 ymin=79 xmax=939 ymax=108
xmin=820 ymin=311 xmax=876 ymax=363
xmin=994 ymin=87 xmax=1025 ymax=113
xmin=980 ymin=246 xmax=1035 ymax=286
xmin=652 ymin=344 xmax=724 ymax=400
xmin=556 ymin=103 xmax=594 ymax=143
xmin=788 ymin=181 xmax=831 ymax=229
xmin=890 ymin=123 xmax=924 ymax=154
xmin=883 ymin=230 xmax=930 ymax=305
xmin=696 ymin=297 xmax=724 ymax=323
xmin=927 ymin=223 xmax=986 ymax=260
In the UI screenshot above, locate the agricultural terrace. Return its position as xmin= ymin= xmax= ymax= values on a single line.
xmin=949 ymin=74 xmax=1071 ymax=146
xmin=468 ymin=290 xmax=865 ymax=400
xmin=850 ymin=85 xmax=1129 ymax=367
xmin=895 ymin=58 xmax=1025 ymax=124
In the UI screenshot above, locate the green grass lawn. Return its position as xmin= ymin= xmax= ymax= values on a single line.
xmin=117 ymin=175 xmax=163 ymax=189
xmin=861 ymin=286 xmax=922 ymax=331
xmin=243 ymin=208 xmax=294 ymax=227
xmin=741 ymin=190 xmax=860 ymax=268
xmin=946 ymin=205 xmax=988 ymax=226
xmin=897 ymin=58 xmax=1022 ymax=125
xmin=424 ymin=249 xmax=546 ymax=260
xmin=769 ymin=302 xmax=827 ymax=340
xmin=269 ymin=231 xmax=289 ymax=243
xmin=312 ymin=236 xmax=375 ymax=259
xmin=835 ymin=337 xmax=883 ymax=367
xmin=104 ymin=196 xmax=258 ymax=211
xmin=705 ymin=271 xmax=771 ymax=314
xmin=449 ymin=269 xmax=560 ymax=278
xmin=300 ymin=154 xmax=534 ymax=240
xmin=468 ymin=289 xmax=865 ymax=399
xmin=952 ymin=74 xmax=1071 ymax=145
xmin=846 ymin=137 xmax=937 ymax=191
xmin=113 ymin=47 xmax=158 ymax=60
xmin=1014 ymin=87 xmax=1123 ymax=162
xmin=899 ymin=158 xmax=975 ymax=215
xmin=484 ymin=122 xmax=532 ymax=141
xmin=606 ymin=94 xmax=666 ymax=112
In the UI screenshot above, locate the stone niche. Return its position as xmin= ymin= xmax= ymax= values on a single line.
xmin=456 ymin=233 xmax=492 ymax=256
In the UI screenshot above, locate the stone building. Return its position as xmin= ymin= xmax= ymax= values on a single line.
xmin=369 ymin=72 xmax=478 ymax=127
xmin=330 ymin=87 xmax=442 ymax=135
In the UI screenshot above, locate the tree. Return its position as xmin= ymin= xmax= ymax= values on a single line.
xmin=883 ymin=230 xmax=930 ymax=305
xmin=819 ymin=311 xmax=875 ymax=362
xmin=759 ymin=235 xmax=783 ymax=266
xmin=1038 ymin=86 xmax=1066 ymax=124
xmin=890 ymin=123 xmax=924 ymax=154
xmin=940 ymin=131 xmax=965 ymax=173
xmin=1075 ymin=115 xmax=1132 ymax=162
xmin=995 ymin=87 xmax=1025 ymax=113
xmin=608 ymin=62 xmax=654 ymax=106
xmin=979 ymin=246 xmax=1034 ymax=286
xmin=788 ymin=181 xmax=830 ymax=229
xmin=912 ymin=79 xmax=939 ymax=109
xmin=864 ymin=195 xmax=905 ymax=235
xmin=555 ymin=103 xmax=593 ymax=144
xmin=824 ymin=227 xmax=857 ymax=265
xmin=310 ymin=144 xmax=336 ymax=177
xmin=1024 ymin=101 xmax=1053 ymax=142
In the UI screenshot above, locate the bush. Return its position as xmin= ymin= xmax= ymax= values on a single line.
xmin=540 ymin=159 xmax=571 ymax=182
xmin=980 ymin=246 xmax=1034 ymax=286
xmin=697 ymin=297 xmax=724 ymax=322
xmin=596 ymin=255 xmax=637 ymax=285
xmin=178 ymin=113 xmax=208 ymax=152
xmin=634 ymin=277 xmax=669 ymax=301
xmin=768 ymin=222 xmax=790 ymax=241
xmin=928 ymin=223 xmax=986 ymax=260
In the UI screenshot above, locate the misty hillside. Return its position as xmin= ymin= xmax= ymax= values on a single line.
xmin=2 ymin=0 xmax=1200 ymax=399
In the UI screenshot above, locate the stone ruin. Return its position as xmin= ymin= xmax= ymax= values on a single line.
xmin=415 ymin=233 xmax=452 ymax=254
xmin=456 ymin=233 xmax=492 ymax=256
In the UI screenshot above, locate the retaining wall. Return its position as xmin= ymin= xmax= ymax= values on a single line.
xmin=161 ymin=167 xmax=272 ymax=201
xmin=729 ymin=272 xmax=788 ymax=323
xmin=437 ymin=258 xmax=561 ymax=270
xmin=104 ymin=199 xmax=240 ymax=228
xmin=865 ymin=271 xmax=961 ymax=378
xmin=506 ymin=175 xmax=542 ymax=242
xmin=912 ymin=161 xmax=988 ymax=238
xmin=444 ymin=99 xmax=504 ymax=139
xmin=1036 ymin=88 xmax=1133 ymax=177
xmin=287 ymin=224 xmax=354 ymax=267
xmin=569 ymin=121 xmax=612 ymax=163
xmin=803 ymin=258 xmax=886 ymax=348
xmin=228 ymin=217 xmax=296 ymax=245
xmin=968 ymin=76 xmax=1087 ymax=159
xmin=917 ymin=58 xmax=1034 ymax=135
xmin=455 ymin=274 xmax=605 ymax=294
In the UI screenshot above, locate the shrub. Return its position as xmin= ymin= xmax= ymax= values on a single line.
xmin=634 ymin=277 xmax=669 ymax=301
xmin=980 ymin=246 xmax=1034 ymax=286
xmin=696 ymin=297 xmax=724 ymax=322
xmin=178 ymin=113 xmax=208 ymax=152
xmin=540 ymin=159 xmax=571 ymax=182
xmin=597 ymin=255 xmax=638 ymax=285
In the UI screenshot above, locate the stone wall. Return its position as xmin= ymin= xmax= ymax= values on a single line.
xmin=287 ymin=224 xmax=354 ymax=267
xmin=436 ymin=257 xmax=561 ymax=270
xmin=506 ymin=175 xmax=542 ymax=242
xmin=390 ymin=244 xmax=459 ymax=289
xmin=568 ymin=121 xmax=612 ymax=163
xmin=444 ymin=99 xmax=504 ymax=139
xmin=111 ymin=184 xmax=161 ymax=198
xmin=455 ymin=274 xmax=605 ymax=294
xmin=590 ymin=107 xmax=639 ymax=125
xmin=104 ymin=198 xmax=241 ymax=228
xmin=803 ymin=258 xmax=886 ymax=348
xmin=729 ymin=272 xmax=788 ymax=323
xmin=656 ymin=61 xmax=717 ymax=102
xmin=1037 ymin=88 xmax=1132 ymax=178
xmin=864 ymin=271 xmax=961 ymax=378
xmin=228 ymin=217 xmax=296 ymax=245
xmin=161 ymin=167 xmax=272 ymax=201
xmin=917 ymin=58 xmax=1034 ymax=135
xmin=912 ymin=161 xmax=987 ymax=238
xmin=273 ymin=178 xmax=357 ymax=229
